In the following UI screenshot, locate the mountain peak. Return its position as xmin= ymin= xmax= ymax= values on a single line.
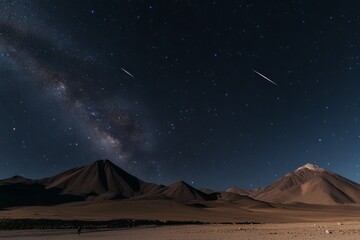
xmin=163 ymin=180 xmax=208 ymax=201
xmin=94 ymin=159 xmax=112 ymax=165
xmin=296 ymin=163 xmax=324 ymax=172
xmin=43 ymin=159 xmax=146 ymax=198
xmin=252 ymin=162 xmax=360 ymax=204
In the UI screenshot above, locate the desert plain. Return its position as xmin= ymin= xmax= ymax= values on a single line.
xmin=0 ymin=200 xmax=360 ymax=239
xmin=0 ymin=222 xmax=360 ymax=240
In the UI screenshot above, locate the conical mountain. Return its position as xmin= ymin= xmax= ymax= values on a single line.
xmin=251 ymin=163 xmax=360 ymax=204
xmin=162 ymin=181 xmax=210 ymax=201
xmin=226 ymin=187 xmax=250 ymax=196
xmin=41 ymin=159 xmax=163 ymax=199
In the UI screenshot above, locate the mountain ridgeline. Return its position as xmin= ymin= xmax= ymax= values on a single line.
xmin=1 ymin=160 xmax=360 ymax=208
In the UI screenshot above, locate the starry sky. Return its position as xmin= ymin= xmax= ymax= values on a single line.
xmin=2 ymin=1 xmax=360 ymax=190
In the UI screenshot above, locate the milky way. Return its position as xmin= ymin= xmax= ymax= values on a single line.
xmin=0 ymin=1 xmax=155 ymax=175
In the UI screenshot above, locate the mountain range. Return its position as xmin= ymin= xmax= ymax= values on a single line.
xmin=1 ymin=160 xmax=360 ymax=208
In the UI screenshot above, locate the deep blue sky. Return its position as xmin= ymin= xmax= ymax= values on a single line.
xmin=1 ymin=1 xmax=360 ymax=190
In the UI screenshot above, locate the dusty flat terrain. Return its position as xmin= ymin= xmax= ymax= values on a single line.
xmin=2 ymin=200 xmax=360 ymax=239
xmin=2 ymin=222 xmax=360 ymax=240
xmin=2 ymin=200 xmax=360 ymax=223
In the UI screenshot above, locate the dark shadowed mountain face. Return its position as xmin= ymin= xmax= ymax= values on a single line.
xmin=0 ymin=181 xmax=83 ymax=209
xmin=251 ymin=164 xmax=360 ymax=204
xmin=0 ymin=160 xmax=267 ymax=207
xmin=40 ymin=161 xmax=223 ymax=202
xmin=0 ymin=160 xmax=167 ymax=207
xmin=40 ymin=159 xmax=164 ymax=200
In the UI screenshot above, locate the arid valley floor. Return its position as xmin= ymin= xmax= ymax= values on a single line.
xmin=1 ymin=201 xmax=360 ymax=239
xmin=2 ymin=222 xmax=360 ymax=240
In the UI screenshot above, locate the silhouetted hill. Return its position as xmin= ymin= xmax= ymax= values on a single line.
xmin=0 ymin=176 xmax=32 ymax=185
xmin=0 ymin=181 xmax=83 ymax=209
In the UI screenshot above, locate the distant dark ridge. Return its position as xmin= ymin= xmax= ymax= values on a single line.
xmin=0 ymin=183 xmax=84 ymax=209
xmin=0 ymin=218 xmax=261 ymax=230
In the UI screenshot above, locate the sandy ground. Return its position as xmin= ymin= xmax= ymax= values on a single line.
xmin=2 ymin=222 xmax=360 ymax=240
xmin=3 ymin=200 xmax=360 ymax=223
xmin=2 ymin=200 xmax=360 ymax=239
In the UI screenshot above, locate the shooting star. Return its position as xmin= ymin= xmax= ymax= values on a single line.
xmin=121 ymin=67 xmax=135 ymax=78
xmin=253 ymin=69 xmax=278 ymax=86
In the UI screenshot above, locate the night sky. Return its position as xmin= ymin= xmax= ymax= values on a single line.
xmin=2 ymin=1 xmax=360 ymax=190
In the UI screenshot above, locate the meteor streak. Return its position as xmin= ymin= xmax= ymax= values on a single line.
xmin=253 ymin=69 xmax=278 ymax=86
xmin=121 ymin=67 xmax=135 ymax=78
